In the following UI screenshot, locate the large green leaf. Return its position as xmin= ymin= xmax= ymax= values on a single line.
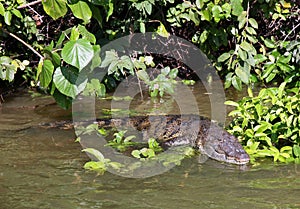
xmin=248 ymin=18 xmax=258 ymax=29
xmin=238 ymin=47 xmax=247 ymax=61
xmin=40 ymin=59 xmax=54 ymax=88
xmin=82 ymin=148 xmax=105 ymax=161
xmin=0 ymin=3 xmax=4 ymax=16
xmin=53 ymin=66 xmax=87 ymax=98
xmin=293 ymin=145 xmax=300 ymax=157
xmin=156 ymin=22 xmax=170 ymax=38
xmin=232 ymin=75 xmax=242 ymax=91
xmin=89 ymin=45 xmax=101 ymax=70
xmin=89 ymin=0 xmax=114 ymax=21
xmin=217 ymin=52 xmax=231 ymax=62
xmin=263 ymin=38 xmax=276 ymax=48
xmin=4 ymin=11 xmax=12 ymax=25
xmin=237 ymin=11 xmax=247 ymax=29
xmin=235 ymin=65 xmax=250 ymax=84
xmin=136 ymin=70 xmax=150 ymax=83
xmin=52 ymin=89 xmax=72 ymax=109
xmin=11 ymin=9 xmax=23 ymax=19
xmin=62 ymin=39 xmax=94 ymax=70
xmin=68 ymin=1 xmax=92 ymax=24
xmin=78 ymin=25 xmax=96 ymax=44
xmin=212 ymin=5 xmax=222 ymax=22
xmin=89 ymin=4 xmax=103 ymax=27
xmin=240 ymin=41 xmax=256 ymax=55
xmin=42 ymin=0 xmax=67 ymax=20
xmin=231 ymin=0 xmax=243 ymax=16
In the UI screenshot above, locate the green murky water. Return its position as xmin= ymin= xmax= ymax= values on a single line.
xmin=1 ymin=85 xmax=300 ymax=209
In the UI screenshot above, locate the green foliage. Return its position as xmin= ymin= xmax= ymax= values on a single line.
xmin=42 ymin=0 xmax=67 ymax=20
xmin=166 ymin=0 xmax=298 ymax=90
xmin=82 ymin=148 xmax=123 ymax=174
xmin=131 ymin=138 xmax=163 ymax=159
xmin=82 ymin=78 xmax=106 ymax=97
xmin=101 ymin=50 xmax=134 ymax=78
xmin=0 ymin=56 xmax=29 ymax=81
xmin=226 ymin=83 xmax=300 ymax=163
xmin=61 ymin=39 xmax=94 ymax=70
xmin=1 ymin=0 xmax=299 ymax=166
xmin=77 ymin=125 xmax=196 ymax=174
xmin=106 ymin=130 xmax=139 ymax=152
xmin=137 ymin=66 xmax=178 ymax=97
xmin=1 ymin=0 xmax=298 ymax=97
xmin=36 ymin=25 xmax=101 ymax=108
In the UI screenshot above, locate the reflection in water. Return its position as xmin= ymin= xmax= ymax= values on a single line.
xmin=0 ymin=89 xmax=300 ymax=209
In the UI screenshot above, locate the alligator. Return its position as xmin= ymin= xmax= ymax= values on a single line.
xmin=42 ymin=114 xmax=250 ymax=165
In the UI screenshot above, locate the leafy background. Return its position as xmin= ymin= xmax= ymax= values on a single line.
xmin=0 ymin=0 xmax=299 ymax=163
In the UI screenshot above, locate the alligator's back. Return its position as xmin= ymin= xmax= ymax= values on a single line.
xmin=41 ymin=114 xmax=250 ymax=165
xmin=95 ymin=115 xmax=250 ymax=165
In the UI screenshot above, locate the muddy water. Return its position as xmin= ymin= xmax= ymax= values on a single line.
xmin=1 ymin=86 xmax=300 ymax=209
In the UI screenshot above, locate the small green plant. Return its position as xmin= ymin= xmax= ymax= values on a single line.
xmin=82 ymin=148 xmax=123 ymax=174
xmin=155 ymin=146 xmax=196 ymax=166
xmin=137 ymin=66 xmax=178 ymax=97
xmin=82 ymin=79 xmax=106 ymax=97
xmin=0 ymin=56 xmax=29 ymax=81
xmin=131 ymin=138 xmax=163 ymax=159
xmin=75 ymin=123 xmax=107 ymax=137
xmin=106 ymin=130 xmax=139 ymax=152
xmin=226 ymin=82 xmax=300 ymax=163
xmin=78 ymin=124 xmax=197 ymax=174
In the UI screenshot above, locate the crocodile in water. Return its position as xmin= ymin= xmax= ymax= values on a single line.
xmin=42 ymin=114 xmax=250 ymax=165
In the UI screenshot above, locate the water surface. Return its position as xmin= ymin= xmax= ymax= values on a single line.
xmin=1 ymin=87 xmax=300 ymax=209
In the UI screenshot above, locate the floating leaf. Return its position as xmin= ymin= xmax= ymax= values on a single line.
xmin=82 ymin=148 xmax=105 ymax=161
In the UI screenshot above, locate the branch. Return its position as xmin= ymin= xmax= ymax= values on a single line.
xmin=2 ymin=29 xmax=44 ymax=60
xmin=283 ymin=22 xmax=300 ymax=42
xmin=17 ymin=0 xmax=42 ymax=9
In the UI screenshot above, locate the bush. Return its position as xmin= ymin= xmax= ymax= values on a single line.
xmin=226 ymin=83 xmax=300 ymax=163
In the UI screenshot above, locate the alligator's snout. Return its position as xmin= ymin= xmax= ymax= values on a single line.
xmin=197 ymin=125 xmax=250 ymax=165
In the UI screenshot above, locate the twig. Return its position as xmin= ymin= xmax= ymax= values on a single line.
xmin=134 ymin=68 xmax=144 ymax=100
xmin=17 ymin=0 xmax=42 ymax=9
xmin=2 ymin=29 xmax=44 ymax=60
xmin=283 ymin=22 xmax=300 ymax=42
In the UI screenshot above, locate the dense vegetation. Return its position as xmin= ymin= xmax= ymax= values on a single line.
xmin=0 ymin=0 xmax=299 ymax=164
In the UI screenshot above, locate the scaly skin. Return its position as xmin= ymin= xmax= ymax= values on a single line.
xmin=95 ymin=115 xmax=250 ymax=165
xmin=41 ymin=114 xmax=250 ymax=165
